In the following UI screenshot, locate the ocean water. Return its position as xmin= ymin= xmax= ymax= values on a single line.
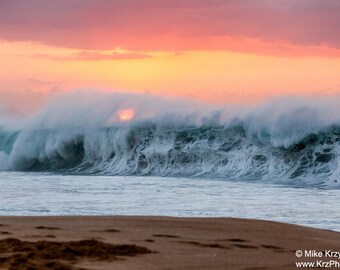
xmin=0 ymin=172 xmax=339 ymax=232
xmin=1 ymin=94 xmax=340 ymax=188
xmin=1 ymin=94 xmax=340 ymax=231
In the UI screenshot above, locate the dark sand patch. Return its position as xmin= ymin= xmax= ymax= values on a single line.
xmin=261 ymin=245 xmax=284 ymax=250
xmin=145 ymin=239 xmax=155 ymax=242
xmin=91 ymin=229 xmax=120 ymax=233
xmin=0 ymin=231 xmax=11 ymax=235
xmin=233 ymin=244 xmax=258 ymax=249
xmin=153 ymin=234 xmax=180 ymax=238
xmin=104 ymin=229 xmax=120 ymax=233
xmin=0 ymin=238 xmax=152 ymax=270
xmin=35 ymin=226 xmax=61 ymax=230
xmin=25 ymin=235 xmax=56 ymax=239
xmin=227 ymin=238 xmax=249 ymax=243
xmin=179 ymin=241 xmax=230 ymax=249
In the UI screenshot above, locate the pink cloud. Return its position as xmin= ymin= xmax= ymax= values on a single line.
xmin=0 ymin=0 xmax=339 ymax=52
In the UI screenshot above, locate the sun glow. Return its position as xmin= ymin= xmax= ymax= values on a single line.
xmin=118 ymin=109 xmax=134 ymax=122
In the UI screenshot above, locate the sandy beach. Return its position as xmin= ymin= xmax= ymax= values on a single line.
xmin=0 ymin=216 xmax=338 ymax=270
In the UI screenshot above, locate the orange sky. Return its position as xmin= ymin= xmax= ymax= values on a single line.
xmin=0 ymin=0 xmax=339 ymax=113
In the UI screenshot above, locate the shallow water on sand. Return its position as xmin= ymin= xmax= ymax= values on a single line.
xmin=0 ymin=172 xmax=339 ymax=231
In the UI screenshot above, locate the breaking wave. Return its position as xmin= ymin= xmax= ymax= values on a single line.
xmin=0 ymin=92 xmax=340 ymax=188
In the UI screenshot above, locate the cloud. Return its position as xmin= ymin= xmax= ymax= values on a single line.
xmin=33 ymin=51 xmax=151 ymax=61
xmin=0 ymin=0 xmax=339 ymax=52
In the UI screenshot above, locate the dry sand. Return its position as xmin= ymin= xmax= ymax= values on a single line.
xmin=0 ymin=216 xmax=339 ymax=270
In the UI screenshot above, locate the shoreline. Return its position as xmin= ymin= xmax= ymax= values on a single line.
xmin=0 ymin=216 xmax=339 ymax=269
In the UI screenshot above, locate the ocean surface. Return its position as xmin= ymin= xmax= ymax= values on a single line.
xmin=1 ymin=172 xmax=339 ymax=232
xmin=1 ymin=94 xmax=340 ymax=231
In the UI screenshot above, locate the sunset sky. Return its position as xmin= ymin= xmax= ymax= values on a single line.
xmin=1 ymin=0 xmax=340 ymax=113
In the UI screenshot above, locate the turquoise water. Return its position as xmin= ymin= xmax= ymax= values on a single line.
xmin=0 ymin=172 xmax=339 ymax=231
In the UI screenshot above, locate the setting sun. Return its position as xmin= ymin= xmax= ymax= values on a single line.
xmin=118 ymin=109 xmax=134 ymax=122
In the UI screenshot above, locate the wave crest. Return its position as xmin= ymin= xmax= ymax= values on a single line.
xmin=0 ymin=92 xmax=340 ymax=188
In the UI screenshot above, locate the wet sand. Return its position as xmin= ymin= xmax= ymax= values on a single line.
xmin=0 ymin=216 xmax=339 ymax=269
